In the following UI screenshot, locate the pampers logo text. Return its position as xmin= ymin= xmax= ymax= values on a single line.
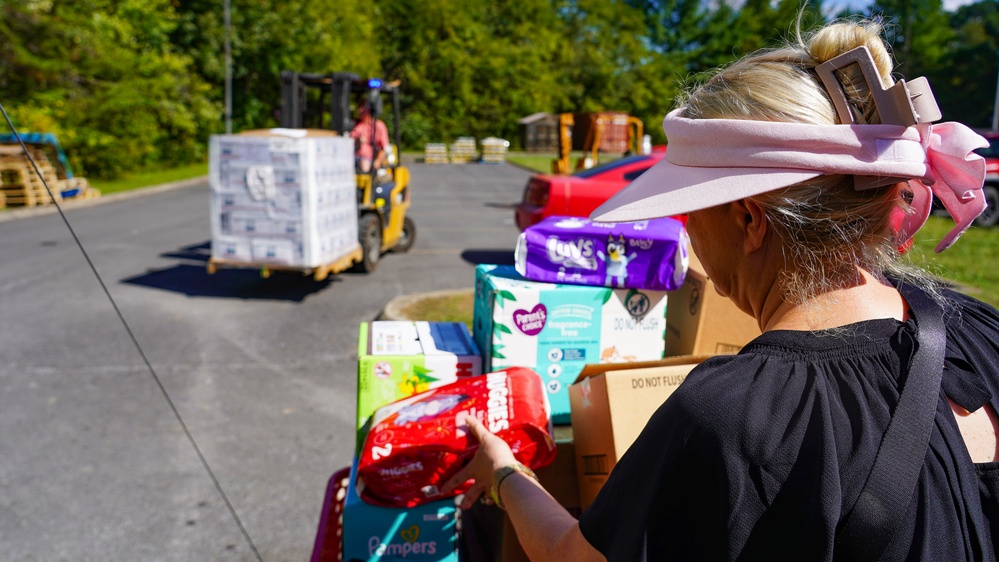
xmin=368 ymin=527 xmax=438 ymax=558
xmin=545 ymin=236 xmax=598 ymax=270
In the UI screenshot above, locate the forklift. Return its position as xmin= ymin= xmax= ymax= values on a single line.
xmin=280 ymin=71 xmax=415 ymax=273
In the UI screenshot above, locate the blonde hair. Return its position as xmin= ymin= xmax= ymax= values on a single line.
xmin=681 ymin=20 xmax=932 ymax=305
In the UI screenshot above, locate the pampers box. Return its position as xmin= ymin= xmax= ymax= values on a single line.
xmin=341 ymin=458 xmax=460 ymax=562
xmin=357 ymin=322 xmax=482 ymax=446
xmin=473 ymin=265 xmax=667 ymax=424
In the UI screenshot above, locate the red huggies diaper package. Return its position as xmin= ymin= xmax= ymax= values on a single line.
xmin=357 ymin=367 xmax=556 ymax=508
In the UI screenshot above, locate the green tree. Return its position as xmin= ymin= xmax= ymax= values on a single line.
xmin=376 ymin=0 xmax=573 ymax=147
xmin=0 ymin=0 xmax=217 ymax=178
xmin=624 ymin=0 xmax=825 ymax=141
xmin=172 ymin=0 xmax=382 ymax=132
xmin=936 ymin=1 xmax=999 ymax=128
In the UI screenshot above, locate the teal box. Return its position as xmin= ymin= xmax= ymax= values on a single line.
xmin=473 ymin=264 xmax=667 ymax=424
xmin=342 ymin=458 xmax=460 ymax=561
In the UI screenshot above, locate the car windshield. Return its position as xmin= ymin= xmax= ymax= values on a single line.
xmin=572 ymin=154 xmax=651 ymax=179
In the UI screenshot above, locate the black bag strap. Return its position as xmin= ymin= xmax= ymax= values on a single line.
xmin=835 ymin=283 xmax=946 ymax=561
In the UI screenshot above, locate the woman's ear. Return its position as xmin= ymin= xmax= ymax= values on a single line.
xmin=731 ymin=198 xmax=768 ymax=253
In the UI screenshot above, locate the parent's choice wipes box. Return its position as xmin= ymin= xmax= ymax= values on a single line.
xmin=473 ymin=265 xmax=667 ymax=424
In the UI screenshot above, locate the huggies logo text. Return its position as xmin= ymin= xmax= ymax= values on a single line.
xmin=486 ymin=371 xmax=511 ymax=432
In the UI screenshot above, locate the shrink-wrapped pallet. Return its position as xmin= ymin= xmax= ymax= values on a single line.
xmin=209 ymin=129 xmax=358 ymax=268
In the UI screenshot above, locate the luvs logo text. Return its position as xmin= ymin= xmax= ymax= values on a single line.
xmin=546 ymin=236 xmax=598 ymax=270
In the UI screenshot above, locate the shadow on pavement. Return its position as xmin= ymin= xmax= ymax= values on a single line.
xmin=121 ymin=240 xmax=336 ymax=301
xmin=461 ymin=249 xmax=515 ymax=266
xmin=159 ymin=240 xmax=212 ymax=262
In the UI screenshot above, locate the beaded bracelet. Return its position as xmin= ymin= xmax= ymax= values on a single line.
xmin=490 ymin=462 xmax=538 ymax=510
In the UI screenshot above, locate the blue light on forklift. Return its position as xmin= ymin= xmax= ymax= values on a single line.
xmin=367 ymin=78 xmax=383 ymax=89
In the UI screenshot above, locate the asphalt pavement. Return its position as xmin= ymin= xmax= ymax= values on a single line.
xmin=0 ymin=161 xmax=532 ymax=561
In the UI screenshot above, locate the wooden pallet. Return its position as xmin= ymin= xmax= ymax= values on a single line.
xmin=206 ymin=246 xmax=364 ymax=281
xmin=0 ymin=153 xmax=62 ymax=207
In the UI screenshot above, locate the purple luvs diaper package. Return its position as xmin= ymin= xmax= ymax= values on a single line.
xmin=515 ymin=216 xmax=690 ymax=291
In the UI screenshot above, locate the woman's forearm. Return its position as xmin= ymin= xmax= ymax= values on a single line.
xmin=500 ymin=473 xmax=605 ymax=562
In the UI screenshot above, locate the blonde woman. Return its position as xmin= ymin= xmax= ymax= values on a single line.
xmin=444 ymin=18 xmax=999 ymax=562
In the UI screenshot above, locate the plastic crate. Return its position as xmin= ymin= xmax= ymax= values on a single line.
xmin=310 ymin=466 xmax=351 ymax=562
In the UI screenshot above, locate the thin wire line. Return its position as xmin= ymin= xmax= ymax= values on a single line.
xmin=0 ymin=101 xmax=264 ymax=562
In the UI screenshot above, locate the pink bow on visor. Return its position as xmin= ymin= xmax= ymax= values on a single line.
xmin=905 ymin=122 xmax=988 ymax=251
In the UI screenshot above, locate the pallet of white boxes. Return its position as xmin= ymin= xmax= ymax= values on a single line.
xmin=479 ymin=137 xmax=509 ymax=164
xmin=207 ymin=129 xmax=361 ymax=280
xmin=448 ymin=137 xmax=478 ymax=163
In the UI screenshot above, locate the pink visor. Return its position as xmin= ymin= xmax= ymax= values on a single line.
xmin=590 ymin=108 xmax=989 ymax=252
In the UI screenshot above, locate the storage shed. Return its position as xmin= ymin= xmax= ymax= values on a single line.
xmin=518 ymin=112 xmax=559 ymax=153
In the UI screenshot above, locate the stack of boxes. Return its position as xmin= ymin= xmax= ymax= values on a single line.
xmin=328 ymin=321 xmax=482 ymax=562
xmin=209 ymin=130 xmax=358 ymax=269
xmin=479 ymin=138 xmax=509 ymax=164
xmin=424 ymin=143 xmax=449 ymax=164
xmin=448 ymin=137 xmax=478 ymax=164
xmin=313 ymin=222 xmax=763 ymax=560
xmin=473 ymin=225 xmax=762 ymax=516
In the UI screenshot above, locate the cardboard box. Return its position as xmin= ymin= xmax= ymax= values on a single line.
xmin=357 ymin=321 xmax=482 ymax=446
xmin=208 ymin=130 xmax=359 ymax=268
xmin=499 ymin=425 xmax=579 ymax=562
xmin=569 ymin=355 xmax=708 ymax=509
xmin=341 ymin=458 xmax=460 ymax=562
xmin=473 ymin=264 xmax=668 ymax=425
xmin=534 ymin=425 xmax=580 ymax=512
xmin=664 ymin=252 xmax=760 ymax=356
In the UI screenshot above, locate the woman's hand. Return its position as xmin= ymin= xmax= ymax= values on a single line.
xmin=441 ymin=414 xmax=518 ymax=510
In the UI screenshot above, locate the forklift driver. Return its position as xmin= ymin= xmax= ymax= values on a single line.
xmin=351 ymin=101 xmax=390 ymax=173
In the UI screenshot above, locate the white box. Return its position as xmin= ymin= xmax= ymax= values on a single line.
xmin=209 ymin=130 xmax=359 ymax=268
xmin=212 ymin=236 xmax=253 ymax=262
xmin=251 ymin=237 xmax=301 ymax=265
xmin=356 ymin=321 xmax=482 ymax=443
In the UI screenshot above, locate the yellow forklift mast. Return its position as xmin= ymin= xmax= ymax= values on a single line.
xmin=551 ymin=112 xmax=644 ymax=174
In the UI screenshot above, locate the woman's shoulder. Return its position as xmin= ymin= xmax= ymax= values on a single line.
xmin=665 ymin=352 xmax=782 ymax=433
xmin=938 ymin=288 xmax=999 ymax=379
xmin=941 ymin=287 xmax=999 ymax=331
xmin=662 ymin=327 xmax=896 ymax=450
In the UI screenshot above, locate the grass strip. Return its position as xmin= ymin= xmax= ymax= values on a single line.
xmin=88 ymin=162 xmax=208 ymax=195
xmin=395 ymin=291 xmax=474 ymax=329
xmin=905 ymin=215 xmax=999 ymax=307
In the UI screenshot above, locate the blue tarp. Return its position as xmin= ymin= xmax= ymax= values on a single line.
xmin=0 ymin=132 xmax=75 ymax=178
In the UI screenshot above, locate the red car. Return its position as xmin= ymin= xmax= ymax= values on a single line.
xmin=974 ymin=131 xmax=999 ymax=227
xmin=515 ymin=152 xmax=667 ymax=231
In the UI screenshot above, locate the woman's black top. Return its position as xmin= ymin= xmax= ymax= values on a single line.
xmin=578 ymin=289 xmax=999 ymax=561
